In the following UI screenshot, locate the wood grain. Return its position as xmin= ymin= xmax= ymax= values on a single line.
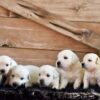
xmin=1 ymin=0 xmax=100 ymax=50
xmin=0 ymin=47 xmax=93 ymax=66
xmin=0 ymin=7 xmax=9 ymax=17
xmin=23 ymin=0 xmax=100 ymax=22
xmin=0 ymin=18 xmax=97 ymax=53
xmin=1 ymin=0 xmax=100 ymax=22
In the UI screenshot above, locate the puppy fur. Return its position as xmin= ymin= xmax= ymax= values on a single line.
xmin=0 ymin=55 xmax=17 ymax=84
xmin=6 ymin=64 xmax=40 ymax=87
xmin=56 ymin=50 xmax=84 ymax=89
xmin=38 ymin=65 xmax=60 ymax=89
xmin=82 ymin=53 xmax=100 ymax=89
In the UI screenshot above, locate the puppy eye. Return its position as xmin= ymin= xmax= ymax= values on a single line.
xmin=88 ymin=59 xmax=92 ymax=62
xmin=47 ymin=74 xmax=50 ymax=77
xmin=64 ymin=56 xmax=68 ymax=59
xmin=20 ymin=77 xmax=24 ymax=80
xmin=12 ymin=75 xmax=15 ymax=78
xmin=6 ymin=64 xmax=9 ymax=67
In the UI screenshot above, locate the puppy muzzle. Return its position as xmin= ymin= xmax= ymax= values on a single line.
xmin=81 ymin=63 xmax=86 ymax=68
xmin=40 ymin=79 xmax=45 ymax=86
xmin=0 ymin=69 xmax=5 ymax=75
xmin=57 ymin=61 xmax=62 ymax=68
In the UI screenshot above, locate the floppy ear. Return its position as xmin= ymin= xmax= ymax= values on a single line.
xmin=53 ymin=69 xmax=59 ymax=79
xmin=96 ymin=57 xmax=100 ymax=65
xmin=72 ymin=53 xmax=79 ymax=64
xmin=10 ymin=58 xmax=17 ymax=67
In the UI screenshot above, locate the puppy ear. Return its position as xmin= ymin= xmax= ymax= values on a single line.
xmin=72 ymin=53 xmax=79 ymax=64
xmin=10 ymin=58 xmax=17 ymax=67
xmin=53 ymin=69 xmax=59 ymax=79
xmin=96 ymin=57 xmax=100 ymax=65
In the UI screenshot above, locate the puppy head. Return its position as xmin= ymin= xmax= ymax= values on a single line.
xmin=56 ymin=50 xmax=79 ymax=69
xmin=82 ymin=53 xmax=100 ymax=71
xmin=38 ymin=65 xmax=59 ymax=87
xmin=0 ymin=55 xmax=17 ymax=75
xmin=8 ymin=65 xmax=29 ymax=87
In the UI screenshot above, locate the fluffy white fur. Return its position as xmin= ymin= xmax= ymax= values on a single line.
xmin=6 ymin=65 xmax=40 ymax=87
xmin=0 ymin=55 xmax=17 ymax=84
xmin=56 ymin=50 xmax=84 ymax=89
xmin=38 ymin=65 xmax=60 ymax=89
xmin=82 ymin=53 xmax=100 ymax=89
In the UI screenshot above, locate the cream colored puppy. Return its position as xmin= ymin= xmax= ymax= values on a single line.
xmin=82 ymin=53 xmax=100 ymax=89
xmin=0 ymin=55 xmax=17 ymax=84
xmin=38 ymin=65 xmax=60 ymax=89
xmin=56 ymin=50 xmax=84 ymax=89
xmin=6 ymin=65 xmax=40 ymax=87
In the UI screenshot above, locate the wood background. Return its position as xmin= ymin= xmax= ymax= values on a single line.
xmin=0 ymin=0 xmax=99 ymax=66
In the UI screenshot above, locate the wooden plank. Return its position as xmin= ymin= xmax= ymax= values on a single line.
xmin=0 ymin=47 xmax=93 ymax=66
xmin=0 ymin=7 xmax=9 ymax=17
xmin=1 ymin=0 xmax=100 ymax=50
xmin=0 ymin=18 xmax=97 ymax=53
xmin=23 ymin=0 xmax=100 ymax=22
xmin=1 ymin=0 xmax=100 ymax=22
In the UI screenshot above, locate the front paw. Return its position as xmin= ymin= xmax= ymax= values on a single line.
xmin=83 ymin=84 xmax=89 ymax=89
xmin=74 ymin=84 xmax=80 ymax=89
xmin=52 ymin=85 xmax=59 ymax=89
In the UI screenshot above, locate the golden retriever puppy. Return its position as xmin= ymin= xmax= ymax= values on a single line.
xmin=6 ymin=65 xmax=40 ymax=87
xmin=82 ymin=53 xmax=100 ymax=89
xmin=38 ymin=65 xmax=60 ymax=89
xmin=56 ymin=50 xmax=84 ymax=89
xmin=0 ymin=55 xmax=17 ymax=84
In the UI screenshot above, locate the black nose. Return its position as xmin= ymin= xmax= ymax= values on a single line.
xmin=57 ymin=61 xmax=61 ymax=67
xmin=82 ymin=63 xmax=85 ymax=68
xmin=0 ymin=69 xmax=5 ymax=74
xmin=40 ymin=79 xmax=44 ymax=85
xmin=12 ymin=82 xmax=18 ymax=87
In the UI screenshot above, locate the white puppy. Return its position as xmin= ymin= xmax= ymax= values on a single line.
xmin=38 ymin=65 xmax=60 ymax=89
xmin=56 ymin=50 xmax=84 ymax=89
xmin=6 ymin=65 xmax=39 ymax=87
xmin=82 ymin=53 xmax=100 ymax=89
xmin=0 ymin=55 xmax=17 ymax=84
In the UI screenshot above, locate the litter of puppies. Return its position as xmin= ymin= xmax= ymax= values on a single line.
xmin=0 ymin=50 xmax=100 ymax=100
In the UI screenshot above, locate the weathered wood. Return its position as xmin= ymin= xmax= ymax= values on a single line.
xmin=0 ymin=18 xmax=97 ymax=53
xmin=0 ymin=0 xmax=91 ymax=35
xmin=1 ymin=0 xmax=100 ymax=23
xmin=0 ymin=0 xmax=100 ymax=50
xmin=0 ymin=7 xmax=9 ymax=17
xmin=18 ymin=0 xmax=100 ymax=23
xmin=0 ymin=47 xmax=91 ymax=66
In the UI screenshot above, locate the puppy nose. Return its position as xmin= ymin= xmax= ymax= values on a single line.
xmin=40 ymin=79 xmax=44 ymax=85
xmin=12 ymin=82 xmax=18 ymax=87
xmin=57 ymin=61 xmax=61 ymax=66
xmin=82 ymin=63 xmax=85 ymax=68
xmin=0 ymin=69 xmax=5 ymax=74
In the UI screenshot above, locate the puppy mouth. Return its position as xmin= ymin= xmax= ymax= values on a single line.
xmin=12 ymin=83 xmax=25 ymax=88
xmin=39 ymin=83 xmax=46 ymax=87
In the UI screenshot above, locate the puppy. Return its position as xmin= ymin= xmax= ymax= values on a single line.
xmin=56 ymin=50 xmax=84 ymax=89
xmin=38 ymin=65 xmax=60 ymax=89
xmin=82 ymin=53 xmax=100 ymax=89
xmin=0 ymin=55 xmax=17 ymax=84
xmin=6 ymin=65 xmax=39 ymax=87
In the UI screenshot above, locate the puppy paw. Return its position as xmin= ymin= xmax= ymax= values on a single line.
xmin=74 ymin=84 xmax=80 ymax=89
xmin=52 ymin=86 xmax=59 ymax=89
xmin=83 ymin=85 xmax=89 ymax=89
